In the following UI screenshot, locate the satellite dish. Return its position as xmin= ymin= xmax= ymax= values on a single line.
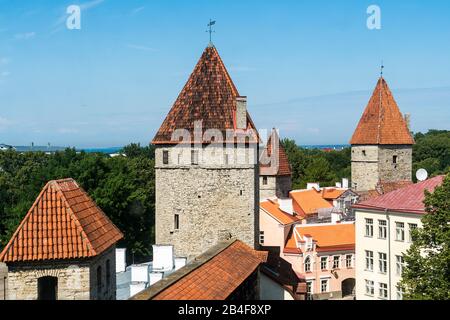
xmin=416 ymin=168 xmax=428 ymax=182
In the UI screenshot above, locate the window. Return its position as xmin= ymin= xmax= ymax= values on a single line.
xmin=320 ymin=256 xmax=328 ymax=270
xmin=304 ymin=256 xmax=312 ymax=272
xmin=174 ymin=214 xmax=180 ymax=230
xmin=163 ymin=150 xmax=169 ymax=165
xmin=396 ymin=255 xmax=405 ymax=276
xmin=408 ymin=223 xmax=418 ymax=242
xmin=365 ymin=280 xmax=374 ymax=296
xmin=259 ymin=231 xmax=265 ymax=245
xmin=333 ymin=256 xmax=340 ymax=269
xmin=379 ymin=252 xmax=387 ymax=274
xmin=306 ymin=281 xmax=313 ymax=300
xmin=321 ymin=279 xmax=329 ymax=293
xmin=191 ymin=149 xmax=199 ymax=165
xmin=393 ymin=155 xmax=398 ymax=164
xmin=396 ymin=222 xmax=405 ymax=241
xmin=346 ymin=255 xmax=353 ymax=268
xmin=37 ymin=276 xmax=58 ymax=300
xmin=365 ymin=218 xmax=373 ymax=237
xmin=96 ymin=266 xmax=102 ymax=297
xmin=365 ymin=251 xmax=374 ymax=271
xmin=396 ymin=285 xmax=404 ymax=300
xmin=378 ymin=220 xmax=387 ymax=239
xmin=106 ymin=260 xmax=111 ymax=289
xmin=379 ymin=283 xmax=388 ymax=299
xmin=262 ymin=176 xmax=268 ymax=185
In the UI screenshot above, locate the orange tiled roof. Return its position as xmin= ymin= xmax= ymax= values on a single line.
xmin=0 ymin=179 xmax=123 ymax=263
xmin=350 ymin=77 xmax=415 ymax=145
xmin=260 ymin=199 xmax=301 ymax=225
xmin=289 ymin=189 xmax=333 ymax=215
xmin=260 ymin=129 xmax=292 ymax=176
xmin=152 ymin=45 xmax=259 ymax=145
xmin=321 ymin=188 xmax=346 ymax=200
xmin=153 ymin=240 xmax=267 ymax=300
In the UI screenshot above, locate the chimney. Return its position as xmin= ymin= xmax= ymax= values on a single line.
xmin=404 ymin=113 xmax=411 ymax=131
xmin=342 ymin=178 xmax=349 ymax=189
xmin=236 ymin=96 xmax=247 ymax=129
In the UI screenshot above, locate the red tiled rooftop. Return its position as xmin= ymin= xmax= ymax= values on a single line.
xmin=0 ymin=178 xmax=123 ymax=263
xmin=152 ymin=46 xmax=259 ymax=145
xmin=152 ymin=240 xmax=267 ymax=300
xmin=260 ymin=129 xmax=292 ymax=176
xmin=353 ymin=175 xmax=445 ymax=214
xmin=260 ymin=199 xmax=301 ymax=225
xmin=289 ymin=189 xmax=333 ymax=215
xmin=350 ymin=77 xmax=415 ymax=145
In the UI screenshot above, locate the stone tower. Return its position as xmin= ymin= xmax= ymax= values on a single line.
xmin=259 ymin=128 xmax=292 ymax=199
xmin=152 ymin=45 xmax=260 ymax=260
xmin=350 ymin=77 xmax=415 ymax=192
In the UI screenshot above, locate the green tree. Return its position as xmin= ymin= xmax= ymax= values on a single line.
xmin=401 ymin=174 xmax=450 ymax=300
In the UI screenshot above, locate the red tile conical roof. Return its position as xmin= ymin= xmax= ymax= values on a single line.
xmin=0 ymin=179 xmax=123 ymax=263
xmin=260 ymin=129 xmax=292 ymax=176
xmin=152 ymin=45 xmax=259 ymax=144
xmin=350 ymin=78 xmax=414 ymax=145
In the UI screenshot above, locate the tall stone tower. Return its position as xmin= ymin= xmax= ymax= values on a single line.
xmin=259 ymin=129 xmax=292 ymax=199
xmin=152 ymin=45 xmax=260 ymax=260
xmin=350 ymin=77 xmax=415 ymax=192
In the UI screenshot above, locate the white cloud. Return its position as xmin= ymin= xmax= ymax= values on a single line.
xmin=130 ymin=6 xmax=145 ymax=15
xmin=14 ymin=32 xmax=36 ymax=40
xmin=126 ymin=44 xmax=157 ymax=52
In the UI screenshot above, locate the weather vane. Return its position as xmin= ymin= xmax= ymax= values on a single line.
xmin=380 ymin=60 xmax=384 ymax=77
xmin=206 ymin=19 xmax=216 ymax=44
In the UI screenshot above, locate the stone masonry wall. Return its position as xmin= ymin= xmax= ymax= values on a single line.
xmin=276 ymin=176 xmax=292 ymax=198
xmin=89 ymin=246 xmax=117 ymax=300
xmin=378 ymin=145 xmax=412 ymax=182
xmin=260 ymin=176 xmax=277 ymax=200
xmin=351 ymin=146 xmax=379 ymax=191
xmin=155 ymin=145 xmax=259 ymax=260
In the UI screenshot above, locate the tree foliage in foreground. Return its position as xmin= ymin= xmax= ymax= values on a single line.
xmin=0 ymin=144 xmax=155 ymax=263
xmin=401 ymin=173 xmax=450 ymax=300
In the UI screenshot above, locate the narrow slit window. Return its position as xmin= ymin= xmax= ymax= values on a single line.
xmin=163 ymin=150 xmax=169 ymax=165
xmin=174 ymin=214 xmax=180 ymax=230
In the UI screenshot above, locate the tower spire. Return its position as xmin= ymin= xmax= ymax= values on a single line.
xmin=206 ymin=19 xmax=216 ymax=46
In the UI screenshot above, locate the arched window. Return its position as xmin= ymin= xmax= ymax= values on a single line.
xmin=304 ymin=256 xmax=312 ymax=272
xmin=106 ymin=260 xmax=111 ymax=288
xmin=97 ymin=266 xmax=102 ymax=297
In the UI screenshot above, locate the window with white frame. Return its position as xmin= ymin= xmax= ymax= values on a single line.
xmin=379 ymin=283 xmax=388 ymax=299
xmin=396 ymin=285 xmax=404 ymax=300
xmin=346 ymin=254 xmax=353 ymax=268
xmin=408 ymin=223 xmax=418 ymax=242
xmin=365 ymin=218 xmax=374 ymax=237
xmin=396 ymin=255 xmax=405 ymax=276
xmin=379 ymin=252 xmax=387 ymax=273
xmin=365 ymin=251 xmax=373 ymax=271
xmin=321 ymin=279 xmax=329 ymax=293
xmin=365 ymin=280 xmax=374 ymax=296
xmin=306 ymin=281 xmax=313 ymax=300
xmin=332 ymin=256 xmax=340 ymax=269
xmin=304 ymin=256 xmax=312 ymax=272
xmin=378 ymin=220 xmax=387 ymax=239
xmin=396 ymin=222 xmax=405 ymax=241
xmin=320 ymin=256 xmax=328 ymax=270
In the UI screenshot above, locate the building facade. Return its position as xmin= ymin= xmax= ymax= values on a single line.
xmin=152 ymin=45 xmax=260 ymax=260
xmin=353 ymin=176 xmax=444 ymax=300
xmin=350 ymin=77 xmax=415 ymax=192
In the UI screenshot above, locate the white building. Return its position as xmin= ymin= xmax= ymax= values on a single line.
xmin=352 ymin=176 xmax=444 ymax=300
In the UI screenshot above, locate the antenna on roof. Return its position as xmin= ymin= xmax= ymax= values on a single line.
xmin=206 ymin=19 xmax=216 ymax=46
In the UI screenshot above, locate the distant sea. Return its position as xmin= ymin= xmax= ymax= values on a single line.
xmin=12 ymin=145 xmax=349 ymax=153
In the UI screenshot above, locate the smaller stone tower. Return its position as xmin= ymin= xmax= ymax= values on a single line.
xmin=350 ymin=77 xmax=415 ymax=192
xmin=259 ymin=129 xmax=292 ymax=199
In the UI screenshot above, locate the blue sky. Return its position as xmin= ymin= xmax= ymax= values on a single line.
xmin=0 ymin=0 xmax=449 ymax=147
